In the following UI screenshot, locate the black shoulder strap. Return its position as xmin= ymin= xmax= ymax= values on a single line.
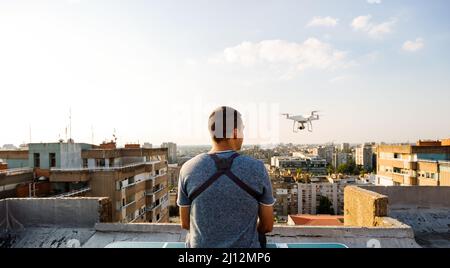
xmin=188 ymin=152 xmax=263 ymax=203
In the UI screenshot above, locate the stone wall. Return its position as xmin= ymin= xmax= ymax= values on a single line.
xmin=344 ymin=186 xmax=388 ymax=227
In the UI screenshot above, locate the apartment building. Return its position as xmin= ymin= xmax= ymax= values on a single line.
xmin=340 ymin=143 xmax=350 ymax=153
xmin=0 ymin=141 xmax=170 ymax=223
xmin=167 ymin=164 xmax=181 ymax=187
xmin=355 ymin=143 xmax=374 ymax=171
xmin=332 ymin=152 xmax=351 ymax=169
xmin=161 ymin=142 xmax=177 ymax=164
xmin=270 ymin=173 xmax=349 ymax=219
xmin=297 ymin=182 xmax=343 ymax=215
xmin=312 ymin=145 xmax=335 ymax=165
xmin=271 ymin=155 xmax=327 ymax=175
xmin=271 ymin=176 xmax=298 ymax=220
xmin=376 ymin=139 xmax=450 ymax=186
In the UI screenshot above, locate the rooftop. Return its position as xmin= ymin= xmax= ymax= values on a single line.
xmin=288 ymin=215 xmax=344 ymax=226
xmin=1 ymin=186 xmax=449 ymax=248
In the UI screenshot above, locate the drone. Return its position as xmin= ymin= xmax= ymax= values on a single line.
xmin=282 ymin=111 xmax=321 ymax=132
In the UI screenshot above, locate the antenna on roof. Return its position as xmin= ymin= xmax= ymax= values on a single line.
xmin=69 ymin=108 xmax=72 ymax=141
xmin=91 ymin=125 xmax=94 ymax=144
xmin=113 ymin=128 xmax=117 ymax=143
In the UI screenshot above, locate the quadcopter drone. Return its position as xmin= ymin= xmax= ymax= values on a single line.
xmin=282 ymin=111 xmax=321 ymax=132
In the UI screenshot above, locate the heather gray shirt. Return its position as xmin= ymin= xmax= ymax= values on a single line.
xmin=177 ymin=151 xmax=275 ymax=248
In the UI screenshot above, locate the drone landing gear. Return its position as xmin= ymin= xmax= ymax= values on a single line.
xmin=293 ymin=122 xmax=306 ymax=133
xmin=292 ymin=122 xmax=313 ymax=132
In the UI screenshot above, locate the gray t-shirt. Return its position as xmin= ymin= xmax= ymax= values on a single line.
xmin=177 ymin=150 xmax=275 ymax=248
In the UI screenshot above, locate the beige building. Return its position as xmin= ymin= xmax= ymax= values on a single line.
xmin=355 ymin=143 xmax=374 ymax=171
xmin=376 ymin=139 xmax=450 ymax=186
xmin=50 ymin=144 xmax=170 ymax=223
xmin=270 ymin=174 xmax=349 ymax=220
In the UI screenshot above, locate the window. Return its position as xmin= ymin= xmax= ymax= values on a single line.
xmin=156 ymin=214 xmax=160 ymax=221
xmin=83 ymin=159 xmax=88 ymax=168
xmin=109 ymin=158 xmax=114 ymax=167
xmin=49 ymin=153 xmax=56 ymax=168
xmin=33 ymin=153 xmax=40 ymax=168
xmin=96 ymin=158 xmax=105 ymax=167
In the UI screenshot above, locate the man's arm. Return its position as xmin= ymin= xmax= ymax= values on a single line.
xmin=257 ymin=204 xmax=274 ymax=234
xmin=180 ymin=206 xmax=190 ymax=230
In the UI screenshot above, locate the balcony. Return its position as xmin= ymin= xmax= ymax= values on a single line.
xmin=154 ymin=187 xmax=168 ymax=201
xmin=418 ymin=177 xmax=439 ymax=186
xmin=50 ymin=161 xmax=160 ymax=173
xmin=52 ymin=187 xmax=91 ymax=198
xmin=378 ymin=158 xmax=417 ymax=170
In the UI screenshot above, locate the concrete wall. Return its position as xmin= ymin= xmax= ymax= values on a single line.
xmin=344 ymin=186 xmax=388 ymax=227
xmin=83 ymin=223 xmax=418 ymax=248
xmin=28 ymin=143 xmax=91 ymax=170
xmin=5 ymin=159 xmax=29 ymax=169
xmin=361 ymin=186 xmax=450 ymax=208
xmin=0 ymin=197 xmax=111 ymax=230
xmin=59 ymin=143 xmax=92 ymax=169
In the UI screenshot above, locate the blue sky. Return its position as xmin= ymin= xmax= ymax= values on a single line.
xmin=0 ymin=0 xmax=449 ymax=146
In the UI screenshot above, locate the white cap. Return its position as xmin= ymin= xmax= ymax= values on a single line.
xmin=208 ymin=106 xmax=244 ymax=139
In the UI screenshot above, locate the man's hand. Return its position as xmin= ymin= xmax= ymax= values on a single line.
xmin=257 ymin=205 xmax=274 ymax=234
xmin=180 ymin=206 xmax=190 ymax=230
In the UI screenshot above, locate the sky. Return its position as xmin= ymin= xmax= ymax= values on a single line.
xmin=0 ymin=0 xmax=449 ymax=146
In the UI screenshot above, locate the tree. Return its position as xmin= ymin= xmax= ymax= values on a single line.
xmin=336 ymin=161 xmax=361 ymax=175
xmin=317 ymin=196 xmax=335 ymax=215
xmin=327 ymin=164 xmax=335 ymax=175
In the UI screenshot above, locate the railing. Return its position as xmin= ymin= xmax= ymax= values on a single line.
xmin=417 ymin=159 xmax=450 ymax=164
xmin=123 ymin=173 xmax=166 ymax=191
xmin=53 ymin=187 xmax=91 ymax=198
xmin=122 ymin=200 xmax=136 ymax=209
xmin=152 ymin=186 xmax=167 ymax=196
xmin=50 ymin=160 xmax=161 ymax=172
xmin=129 ymin=210 xmax=146 ymax=223
xmin=0 ymin=167 xmax=33 ymax=176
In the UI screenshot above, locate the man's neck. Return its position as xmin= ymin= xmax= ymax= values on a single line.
xmin=210 ymin=143 xmax=236 ymax=153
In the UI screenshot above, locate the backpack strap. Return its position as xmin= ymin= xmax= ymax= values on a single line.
xmin=188 ymin=152 xmax=263 ymax=203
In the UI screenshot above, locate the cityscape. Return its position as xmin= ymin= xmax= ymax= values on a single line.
xmin=1 ymin=138 xmax=449 ymax=248
xmin=0 ymin=0 xmax=449 ymax=252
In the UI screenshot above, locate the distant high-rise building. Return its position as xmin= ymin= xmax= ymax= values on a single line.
xmin=161 ymin=142 xmax=177 ymax=164
xmin=271 ymin=155 xmax=327 ymax=175
xmin=2 ymin=144 xmax=17 ymax=150
xmin=332 ymin=152 xmax=349 ymax=169
xmin=312 ymin=145 xmax=335 ymax=165
xmin=143 ymin=142 xmax=153 ymax=149
xmin=355 ymin=144 xmax=374 ymax=171
xmin=340 ymin=143 xmax=350 ymax=153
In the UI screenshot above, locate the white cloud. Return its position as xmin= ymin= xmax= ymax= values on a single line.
xmin=351 ymin=15 xmax=396 ymax=39
xmin=351 ymin=15 xmax=372 ymax=31
xmin=402 ymin=38 xmax=425 ymax=52
xmin=367 ymin=0 xmax=382 ymax=4
xmin=307 ymin=16 xmax=338 ymax=27
xmin=211 ymin=38 xmax=349 ymax=76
